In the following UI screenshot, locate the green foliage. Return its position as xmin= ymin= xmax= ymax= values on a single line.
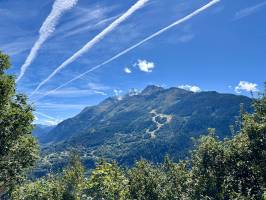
xmin=61 ymin=153 xmax=85 ymax=200
xmin=128 ymin=158 xmax=192 ymax=200
xmin=11 ymin=154 xmax=85 ymax=200
xmin=190 ymin=132 xmax=226 ymax=199
xmin=10 ymin=87 xmax=266 ymax=200
xmin=11 ymin=175 xmax=63 ymax=200
xmin=162 ymin=157 xmax=192 ymax=199
xmin=189 ymin=94 xmax=266 ymax=199
xmin=0 ymin=52 xmax=10 ymax=74
xmin=0 ymin=51 xmax=39 ymax=197
xmin=85 ymin=161 xmax=129 ymax=200
xmin=128 ymin=160 xmax=166 ymax=200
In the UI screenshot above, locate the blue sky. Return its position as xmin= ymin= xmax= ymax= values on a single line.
xmin=0 ymin=0 xmax=265 ymax=125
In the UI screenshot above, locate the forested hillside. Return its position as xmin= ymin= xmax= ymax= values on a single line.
xmin=13 ymin=88 xmax=266 ymax=200
xmin=35 ymin=85 xmax=252 ymax=175
xmin=1 ymin=51 xmax=265 ymax=200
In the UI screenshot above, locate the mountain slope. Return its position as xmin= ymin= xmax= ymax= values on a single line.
xmin=33 ymin=124 xmax=55 ymax=142
xmin=38 ymin=86 xmax=252 ymax=170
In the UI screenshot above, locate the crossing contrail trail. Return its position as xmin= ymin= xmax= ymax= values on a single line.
xmin=34 ymin=111 xmax=61 ymax=125
xmin=31 ymin=0 xmax=149 ymax=96
xmin=16 ymin=0 xmax=78 ymax=83
xmin=34 ymin=111 xmax=58 ymax=121
xmin=33 ymin=0 xmax=220 ymax=101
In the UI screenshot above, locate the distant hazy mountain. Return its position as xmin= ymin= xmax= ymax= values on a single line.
xmin=36 ymin=85 xmax=252 ymax=171
xmin=33 ymin=124 xmax=55 ymax=142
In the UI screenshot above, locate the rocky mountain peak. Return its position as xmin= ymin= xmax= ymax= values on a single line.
xmin=141 ymin=85 xmax=164 ymax=95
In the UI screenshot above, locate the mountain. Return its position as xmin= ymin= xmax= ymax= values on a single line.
xmin=36 ymin=85 xmax=252 ymax=173
xmin=33 ymin=124 xmax=55 ymax=141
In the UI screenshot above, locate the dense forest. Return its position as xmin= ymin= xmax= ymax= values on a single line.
xmin=0 ymin=51 xmax=265 ymax=200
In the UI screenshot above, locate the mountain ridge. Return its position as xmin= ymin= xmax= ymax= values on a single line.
xmin=34 ymin=85 xmax=252 ymax=173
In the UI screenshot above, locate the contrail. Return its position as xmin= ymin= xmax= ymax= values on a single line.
xmin=16 ymin=0 xmax=78 ymax=83
xmin=34 ymin=111 xmax=58 ymax=121
xmin=34 ymin=111 xmax=61 ymax=125
xmin=31 ymin=0 xmax=149 ymax=96
xmin=34 ymin=0 xmax=220 ymax=101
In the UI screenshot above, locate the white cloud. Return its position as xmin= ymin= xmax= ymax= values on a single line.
xmin=1 ymin=37 xmax=35 ymax=56
xmin=114 ymin=89 xmax=123 ymax=100
xmin=87 ymin=82 xmax=110 ymax=91
xmin=34 ymin=111 xmax=62 ymax=126
xmin=36 ymin=103 xmax=88 ymax=110
xmin=114 ymin=89 xmax=123 ymax=96
xmin=94 ymin=90 xmax=108 ymax=96
xmin=234 ymin=81 xmax=258 ymax=94
xmin=136 ymin=59 xmax=155 ymax=73
xmin=35 ymin=87 xmax=107 ymax=98
xmin=128 ymin=88 xmax=140 ymax=96
xmin=43 ymin=120 xmax=61 ymax=126
xmin=61 ymin=15 xmax=119 ymax=39
xmin=55 ymin=5 xmax=108 ymax=36
xmin=178 ymin=85 xmax=201 ymax=93
xmin=36 ymin=119 xmax=61 ymax=126
xmin=124 ymin=67 xmax=132 ymax=74
xmin=178 ymin=34 xmax=195 ymax=43
xmin=234 ymin=1 xmax=266 ymax=20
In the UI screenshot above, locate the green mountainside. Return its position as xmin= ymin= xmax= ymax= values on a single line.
xmin=33 ymin=124 xmax=55 ymax=141
xmin=35 ymin=85 xmax=252 ymax=174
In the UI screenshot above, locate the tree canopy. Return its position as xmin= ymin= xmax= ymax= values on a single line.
xmin=0 ymin=51 xmax=39 ymax=197
xmin=11 ymin=89 xmax=266 ymax=199
xmin=1 ymin=51 xmax=265 ymax=199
